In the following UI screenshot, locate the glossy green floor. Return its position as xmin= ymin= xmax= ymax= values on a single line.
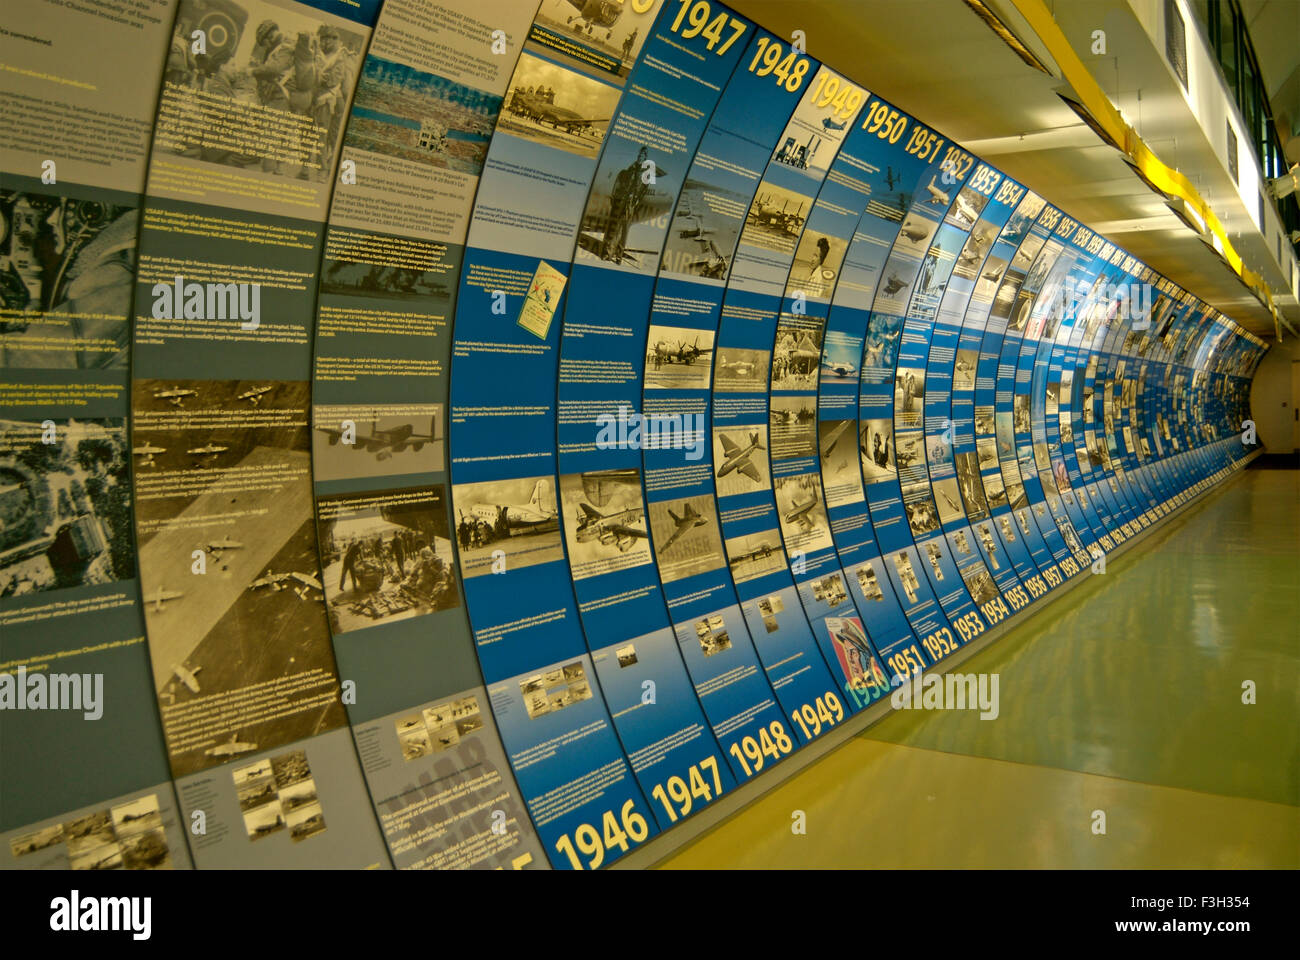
xmin=662 ymin=468 xmax=1300 ymax=868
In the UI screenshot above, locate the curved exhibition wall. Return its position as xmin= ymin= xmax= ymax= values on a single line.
xmin=1 ymin=0 xmax=1267 ymax=870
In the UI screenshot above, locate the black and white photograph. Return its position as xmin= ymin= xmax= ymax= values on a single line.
xmin=0 ymin=186 xmax=136 ymax=369
xmin=713 ymin=426 xmax=770 ymax=497
xmin=977 ymin=523 xmax=1003 ymax=571
xmin=933 ymin=476 xmax=964 ymax=525
xmin=648 ymin=495 xmax=725 ymax=583
xmin=0 ymin=417 xmax=134 ymax=598
xmin=945 ymin=184 xmax=988 ymax=230
xmin=616 ymin=644 xmax=638 ymax=668
xmin=452 ymin=476 xmax=562 ymax=578
xmin=902 ymin=480 xmax=941 ymax=537
xmin=984 ymin=470 xmax=1008 ymax=510
xmin=520 ymin=660 xmax=592 ymax=719
xmin=892 ymin=549 xmax=921 ymax=604
xmin=955 ymin=450 xmax=988 ymax=520
xmin=771 ymin=317 xmax=824 ymax=390
xmin=577 ymin=139 xmax=675 ymax=270
xmin=854 ymin=560 xmax=885 ymax=602
xmin=893 ymin=430 xmax=927 ymax=485
xmin=741 ymin=182 xmax=808 ymax=255
xmin=786 ymin=230 xmax=848 ymax=300
xmin=131 ymin=380 xmax=348 ymax=775
xmin=924 ymin=541 xmax=945 ymax=580
xmin=896 ymin=212 xmax=938 ymax=253
xmin=810 ymin=572 xmax=848 ymax=608
xmin=693 ymin=614 xmax=732 ymax=657
xmin=859 ymin=418 xmax=896 ymax=485
xmin=725 ymin=529 xmax=785 ymax=584
xmin=713 ymin=347 xmax=770 ymax=393
xmin=949 ymin=528 xmax=974 ymax=558
xmin=311 ymin=404 xmax=442 ymax=481
xmin=819 ymin=419 xmax=862 ymax=507
xmin=660 ymin=178 xmax=749 ymax=281
xmin=769 ymin=395 xmax=817 ymax=459
xmin=559 ymin=469 xmax=652 ymax=580
xmin=894 ymin=366 xmax=926 ymax=419
xmin=774 ymin=472 xmax=832 ymax=554
xmin=962 ymin=562 xmax=1000 ymax=605
xmin=862 ymin=312 xmax=903 ymax=370
xmin=317 ymin=485 xmax=458 ymax=633
xmin=156 ymin=0 xmax=365 ymax=185
xmin=496 ymin=53 xmax=618 ymax=159
xmin=953 ymin=349 xmax=978 ymax=390
xmin=528 ymin=0 xmax=656 ymax=79
xmin=644 ymin=324 xmax=715 ymax=389
xmin=972 ymin=254 xmax=1008 ymax=300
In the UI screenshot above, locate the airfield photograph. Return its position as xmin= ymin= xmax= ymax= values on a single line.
xmin=496 ymin=53 xmax=618 ymax=160
xmin=724 ymin=529 xmax=785 ymax=585
xmin=452 ymin=475 xmax=563 ymax=577
xmin=644 ymin=324 xmax=715 ymax=390
xmin=660 ymin=178 xmax=748 ymax=282
xmin=740 ymin=182 xmax=808 ymax=256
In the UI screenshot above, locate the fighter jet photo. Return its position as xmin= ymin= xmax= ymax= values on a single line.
xmin=716 ymin=432 xmax=765 ymax=484
xmin=575 ymin=503 xmax=647 ymax=552
xmin=153 ymin=386 xmax=196 ymax=407
xmin=820 ymin=420 xmax=852 ymax=462
xmin=659 ymin=502 xmax=708 ymax=553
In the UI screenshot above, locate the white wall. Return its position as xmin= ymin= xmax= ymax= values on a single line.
xmin=1249 ymin=339 xmax=1299 ymax=451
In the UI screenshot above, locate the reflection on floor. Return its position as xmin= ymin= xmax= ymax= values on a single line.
xmin=661 ymin=469 xmax=1300 ymax=868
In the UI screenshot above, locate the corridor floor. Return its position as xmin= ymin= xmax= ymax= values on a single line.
xmin=661 ymin=468 xmax=1300 ymax=868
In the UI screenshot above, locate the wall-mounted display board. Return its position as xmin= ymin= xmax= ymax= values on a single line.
xmin=1 ymin=0 xmax=1269 ymax=871
xmin=1 ymin=0 xmax=194 ymax=872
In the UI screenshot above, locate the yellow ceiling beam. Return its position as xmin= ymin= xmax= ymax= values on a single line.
xmin=1005 ymin=0 xmax=1281 ymax=328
